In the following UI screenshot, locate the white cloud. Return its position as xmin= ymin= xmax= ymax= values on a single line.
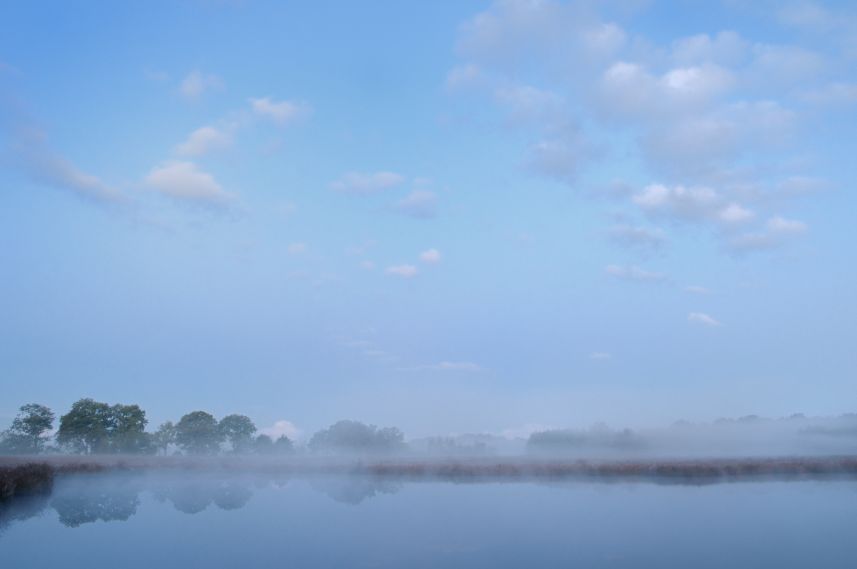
xmin=144 ymin=161 xmax=232 ymax=204
xmin=457 ymin=0 xmax=624 ymax=68
xmin=632 ymin=183 xmax=755 ymax=227
xmin=175 ymin=126 xmax=232 ymax=157
xmin=396 ymin=190 xmax=438 ymax=219
xmin=605 ymin=264 xmax=667 ymax=283
xmin=748 ymin=44 xmax=826 ymax=87
xmin=599 ymin=62 xmax=734 ymax=119
xmin=420 ymin=249 xmax=442 ymax=264
xmin=360 ymin=260 xmax=376 ymax=270
xmin=249 ymin=97 xmax=310 ymax=125
xmin=633 ymin=184 xmax=718 ymax=219
xmin=778 ymin=2 xmax=836 ymax=32
xmin=386 ymin=264 xmax=418 ymax=278
xmin=728 ymin=215 xmax=808 ymax=252
xmin=688 ymin=312 xmax=721 ymax=327
xmin=179 ymin=70 xmax=222 ymax=100
xmin=671 ymin=31 xmax=748 ymax=66
xmin=801 ymin=82 xmax=857 ymax=105
xmin=607 ymin=224 xmax=666 ymax=250
xmin=331 ymin=171 xmax=405 ymax=194
xmin=718 ymin=203 xmax=755 ymax=224
xmin=445 ymin=63 xmax=484 ymax=91
xmin=259 ymin=420 xmax=301 ymax=441
xmin=287 ymin=242 xmax=307 ymax=255
xmin=526 ymin=135 xmax=588 ymax=183
xmin=432 ymin=361 xmax=483 ymax=372
xmin=495 ymin=85 xmax=564 ymax=123
xmin=767 ymin=215 xmax=808 ymax=234
xmin=685 ymin=285 xmax=712 ymax=295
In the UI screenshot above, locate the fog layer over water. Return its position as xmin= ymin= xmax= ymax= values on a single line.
xmin=3 ymin=470 xmax=857 ymax=568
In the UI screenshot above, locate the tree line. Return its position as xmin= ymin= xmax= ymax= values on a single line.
xmin=0 ymin=400 xmax=404 ymax=456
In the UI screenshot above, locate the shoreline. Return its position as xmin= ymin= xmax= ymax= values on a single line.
xmin=3 ymin=454 xmax=857 ymax=502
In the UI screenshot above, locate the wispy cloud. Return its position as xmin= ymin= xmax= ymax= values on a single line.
xmin=688 ymin=312 xmax=721 ymax=327
xmin=420 ymin=249 xmax=442 ymax=264
xmin=605 ymin=264 xmax=667 ymax=283
xmin=386 ymin=264 xmax=418 ymax=278
xmin=395 ymin=190 xmax=438 ymax=219
xmin=12 ymin=129 xmax=123 ymax=203
xmin=331 ymin=171 xmax=405 ymax=194
xmin=179 ymin=70 xmax=222 ymax=101
xmin=175 ymin=125 xmax=232 ymax=157
xmin=249 ymin=97 xmax=311 ymax=125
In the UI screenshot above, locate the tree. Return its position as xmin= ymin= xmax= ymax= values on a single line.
xmin=56 ymin=399 xmax=152 ymax=454
xmin=152 ymin=421 xmax=177 ymax=456
xmin=0 ymin=404 xmax=55 ymax=454
xmin=108 ymin=404 xmax=151 ymax=453
xmin=57 ymin=399 xmax=112 ymax=454
xmin=274 ymin=435 xmax=294 ymax=454
xmin=218 ymin=414 xmax=257 ymax=453
xmin=175 ymin=411 xmax=223 ymax=454
xmin=309 ymin=420 xmax=405 ymax=454
xmin=253 ymin=434 xmax=273 ymax=454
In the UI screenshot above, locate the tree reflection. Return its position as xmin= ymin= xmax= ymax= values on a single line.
xmin=1 ymin=470 xmax=404 ymax=534
xmin=0 ymin=492 xmax=51 ymax=535
xmin=310 ymin=475 xmax=402 ymax=504
xmin=51 ymin=475 xmax=140 ymax=527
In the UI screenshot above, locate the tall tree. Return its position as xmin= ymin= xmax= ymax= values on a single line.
xmin=108 ymin=404 xmax=151 ymax=453
xmin=152 ymin=421 xmax=177 ymax=456
xmin=218 ymin=414 xmax=257 ymax=453
xmin=0 ymin=403 xmax=55 ymax=454
xmin=56 ymin=399 xmax=152 ymax=454
xmin=57 ymin=399 xmax=112 ymax=454
xmin=175 ymin=411 xmax=223 ymax=454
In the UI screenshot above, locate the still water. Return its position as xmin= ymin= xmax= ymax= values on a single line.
xmin=2 ymin=471 xmax=856 ymax=568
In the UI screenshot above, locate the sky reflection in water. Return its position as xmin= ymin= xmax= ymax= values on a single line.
xmin=2 ymin=472 xmax=857 ymax=568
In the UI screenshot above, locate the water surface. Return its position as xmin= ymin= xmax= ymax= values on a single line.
xmin=2 ymin=471 xmax=856 ymax=568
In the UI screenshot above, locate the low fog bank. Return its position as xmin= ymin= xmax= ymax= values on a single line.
xmin=1 ymin=398 xmax=856 ymax=461
xmin=410 ymin=414 xmax=857 ymax=459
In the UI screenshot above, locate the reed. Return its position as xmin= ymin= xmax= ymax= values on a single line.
xmin=0 ymin=463 xmax=54 ymax=501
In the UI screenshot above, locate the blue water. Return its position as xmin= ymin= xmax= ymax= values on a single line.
xmin=2 ymin=471 xmax=856 ymax=568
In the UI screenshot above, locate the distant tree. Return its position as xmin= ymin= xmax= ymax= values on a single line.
xmin=309 ymin=420 xmax=405 ymax=454
xmin=175 ymin=411 xmax=223 ymax=454
xmin=274 ymin=435 xmax=294 ymax=454
xmin=152 ymin=421 xmax=177 ymax=456
xmin=56 ymin=399 xmax=152 ymax=454
xmin=218 ymin=414 xmax=257 ymax=453
xmin=57 ymin=399 xmax=113 ymax=454
xmin=0 ymin=404 xmax=55 ymax=454
xmin=108 ymin=404 xmax=151 ymax=453
xmin=252 ymin=434 xmax=273 ymax=454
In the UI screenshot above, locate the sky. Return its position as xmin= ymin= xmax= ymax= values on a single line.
xmin=1 ymin=0 xmax=855 ymax=440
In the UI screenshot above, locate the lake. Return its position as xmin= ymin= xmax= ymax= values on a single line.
xmin=2 ymin=470 xmax=856 ymax=568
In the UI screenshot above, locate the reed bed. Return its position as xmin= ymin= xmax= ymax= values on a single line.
xmin=0 ymin=463 xmax=54 ymax=501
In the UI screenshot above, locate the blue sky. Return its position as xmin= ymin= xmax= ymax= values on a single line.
xmin=1 ymin=0 xmax=855 ymax=439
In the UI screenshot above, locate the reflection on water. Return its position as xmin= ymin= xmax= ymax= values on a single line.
xmin=0 ymin=471 xmax=407 ymax=530
xmin=2 ymin=471 xmax=857 ymax=569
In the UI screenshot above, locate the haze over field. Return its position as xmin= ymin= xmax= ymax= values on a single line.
xmin=2 ymin=0 xmax=856 ymax=440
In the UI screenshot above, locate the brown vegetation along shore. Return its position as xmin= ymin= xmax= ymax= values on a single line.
xmin=1 ymin=454 xmax=856 ymax=493
xmin=0 ymin=463 xmax=55 ymax=501
xmin=360 ymin=456 xmax=857 ymax=482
